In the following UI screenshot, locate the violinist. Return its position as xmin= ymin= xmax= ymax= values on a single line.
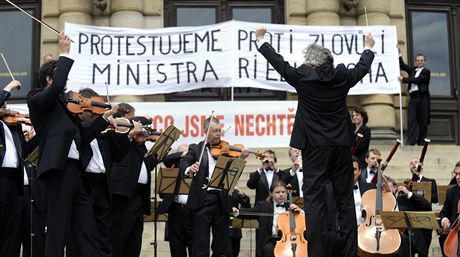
xmin=0 ymin=79 xmax=25 ymax=257
xmin=282 ymin=147 xmax=303 ymax=197
xmin=109 ymin=103 xmax=159 ymax=257
xmin=78 ymin=88 xmax=141 ymax=257
xmin=409 ymin=158 xmax=438 ymax=204
xmin=26 ymin=31 xmax=116 ymax=257
xmin=439 ymin=162 xmax=460 ymax=257
xmin=247 ymin=150 xmax=289 ymax=204
xmin=232 ymin=181 xmax=304 ymax=257
xmin=180 ymin=116 xmax=249 ymax=257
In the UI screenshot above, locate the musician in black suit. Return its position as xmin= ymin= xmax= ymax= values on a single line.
xmin=110 ymin=103 xmax=158 ymax=257
xmin=227 ymin=186 xmax=251 ymax=257
xmin=394 ymin=181 xmax=432 ymax=257
xmin=247 ymin=150 xmax=288 ymax=203
xmin=0 ymin=80 xmax=25 ymax=257
xmin=232 ymin=181 xmax=303 ymax=257
xmin=180 ymin=116 xmax=249 ymax=257
xmin=282 ymin=147 xmax=303 ymax=197
xmin=78 ymin=88 xmax=139 ymax=257
xmin=440 ymin=164 xmax=460 ymax=256
xmin=398 ymin=47 xmax=431 ymax=146
xmin=360 ymin=148 xmax=382 ymax=184
xmin=352 ymin=106 xmax=371 ymax=168
xmin=255 ymin=26 xmax=375 ymax=257
xmin=409 ymin=158 xmax=438 ymax=204
xmin=352 ymin=156 xmax=375 ymax=226
xmin=27 ymin=32 xmax=116 ymax=257
xmin=157 ymin=144 xmax=193 ymax=257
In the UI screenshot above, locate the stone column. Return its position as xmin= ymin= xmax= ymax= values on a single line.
xmin=110 ymin=0 xmax=144 ymax=28
xmin=58 ymin=0 xmax=93 ymax=30
xmin=110 ymin=0 xmax=145 ymax=102
xmin=305 ymin=0 xmax=341 ymax=25
xmin=356 ymin=0 xmax=397 ymax=141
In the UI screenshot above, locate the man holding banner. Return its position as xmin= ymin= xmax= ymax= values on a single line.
xmin=255 ymin=26 xmax=375 ymax=257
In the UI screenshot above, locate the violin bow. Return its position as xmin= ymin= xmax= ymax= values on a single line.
xmin=196 ymin=111 xmax=214 ymax=177
xmin=0 ymin=52 xmax=16 ymax=81
xmin=6 ymin=0 xmax=74 ymax=43
xmin=105 ymin=82 xmax=110 ymax=103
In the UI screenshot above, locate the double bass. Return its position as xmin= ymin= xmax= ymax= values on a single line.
xmin=358 ymin=158 xmax=401 ymax=256
xmin=274 ymin=184 xmax=308 ymax=257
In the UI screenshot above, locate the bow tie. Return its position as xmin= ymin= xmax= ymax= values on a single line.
xmin=275 ymin=203 xmax=285 ymax=208
xmin=369 ymin=169 xmax=376 ymax=175
xmin=298 ymin=169 xmax=303 ymax=172
xmin=353 ymin=185 xmax=359 ymax=190
xmin=265 ymin=169 xmax=274 ymax=173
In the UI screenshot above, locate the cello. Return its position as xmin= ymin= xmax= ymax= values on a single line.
xmin=443 ymin=201 xmax=460 ymax=257
xmin=274 ymin=184 xmax=308 ymax=257
xmin=358 ymin=158 xmax=401 ymax=257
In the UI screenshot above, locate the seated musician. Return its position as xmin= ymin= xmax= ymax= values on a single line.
xmin=439 ymin=162 xmax=460 ymax=257
xmin=408 ymin=158 xmax=438 ymax=204
xmin=352 ymin=156 xmax=375 ymax=226
xmin=360 ymin=148 xmax=382 ymax=184
xmin=387 ymin=177 xmax=432 ymax=257
xmin=232 ymin=181 xmax=304 ymax=257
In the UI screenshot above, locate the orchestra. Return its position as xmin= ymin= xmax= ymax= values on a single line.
xmin=0 ymin=13 xmax=455 ymax=257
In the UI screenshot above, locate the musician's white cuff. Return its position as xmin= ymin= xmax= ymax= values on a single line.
xmin=441 ymin=217 xmax=449 ymax=227
xmin=185 ymin=167 xmax=192 ymax=176
xmin=257 ymin=39 xmax=266 ymax=48
xmin=407 ymin=191 xmax=413 ymax=199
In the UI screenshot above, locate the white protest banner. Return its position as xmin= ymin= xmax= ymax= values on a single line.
xmin=65 ymin=20 xmax=400 ymax=95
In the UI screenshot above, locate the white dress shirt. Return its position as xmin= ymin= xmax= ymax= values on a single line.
xmin=1 ymin=121 xmax=18 ymax=168
xmin=85 ymin=139 xmax=106 ymax=173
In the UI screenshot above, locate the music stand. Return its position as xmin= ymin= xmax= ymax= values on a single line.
xmin=25 ymin=147 xmax=39 ymax=167
xmin=156 ymin=167 xmax=192 ymax=195
xmin=144 ymin=199 xmax=168 ymax=222
xmin=231 ymin=218 xmax=259 ymax=229
xmin=145 ymin=124 xmax=181 ymax=160
xmin=292 ymin=197 xmax=304 ymax=209
xmin=148 ymin=124 xmax=181 ymax=257
xmin=438 ymin=185 xmax=454 ymax=205
xmin=410 ymin=182 xmax=432 ymax=203
xmin=207 ymin=156 xmax=246 ymax=193
xmin=380 ymin=211 xmax=439 ymax=256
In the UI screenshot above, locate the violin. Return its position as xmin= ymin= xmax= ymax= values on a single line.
xmin=66 ymin=91 xmax=111 ymax=115
xmin=443 ymin=201 xmax=460 ymax=257
xmin=209 ymin=140 xmax=263 ymax=159
xmin=274 ymin=184 xmax=308 ymax=257
xmin=2 ymin=110 xmax=32 ymax=126
xmin=134 ymin=127 xmax=161 ymax=143
xmin=101 ymin=117 xmax=133 ymax=134
xmin=358 ymin=158 xmax=401 ymax=256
